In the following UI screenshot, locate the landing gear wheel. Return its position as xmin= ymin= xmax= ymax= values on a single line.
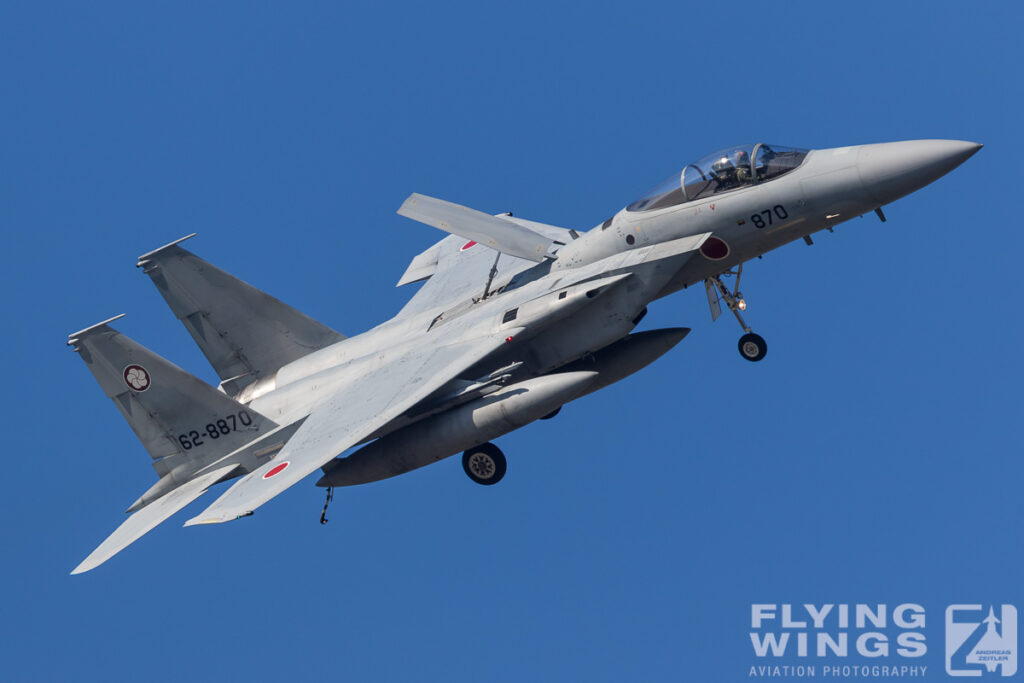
xmin=462 ymin=443 xmax=507 ymax=485
xmin=738 ymin=332 xmax=767 ymax=362
xmin=539 ymin=406 xmax=561 ymax=420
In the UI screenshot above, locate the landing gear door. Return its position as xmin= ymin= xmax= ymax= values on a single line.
xmin=705 ymin=279 xmax=722 ymax=322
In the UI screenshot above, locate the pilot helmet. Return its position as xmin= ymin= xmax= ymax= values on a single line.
xmin=711 ymin=156 xmax=733 ymax=174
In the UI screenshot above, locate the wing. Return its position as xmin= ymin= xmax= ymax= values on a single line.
xmin=184 ymin=329 xmax=521 ymax=525
xmin=394 ymin=213 xmax=578 ymax=319
xmin=398 ymin=193 xmax=555 ymax=262
xmin=395 ymin=235 xmax=538 ymax=319
xmin=395 ymin=216 xmax=573 ymax=289
xmin=72 ymin=464 xmax=238 ymax=574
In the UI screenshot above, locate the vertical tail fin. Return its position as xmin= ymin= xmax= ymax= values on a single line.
xmin=136 ymin=236 xmax=346 ymax=396
xmin=68 ymin=316 xmax=279 ymax=479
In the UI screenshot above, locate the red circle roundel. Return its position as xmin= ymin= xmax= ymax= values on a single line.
xmin=263 ymin=461 xmax=290 ymax=479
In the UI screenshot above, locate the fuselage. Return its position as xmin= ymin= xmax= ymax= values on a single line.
xmin=238 ymin=140 xmax=981 ymax=479
xmin=562 ymin=140 xmax=981 ymax=300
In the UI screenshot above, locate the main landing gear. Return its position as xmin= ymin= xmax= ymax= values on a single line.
xmin=462 ymin=442 xmax=507 ymax=485
xmin=705 ymin=264 xmax=768 ymax=362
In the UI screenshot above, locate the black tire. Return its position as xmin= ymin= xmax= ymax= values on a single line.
xmin=462 ymin=443 xmax=507 ymax=485
xmin=738 ymin=332 xmax=767 ymax=362
xmin=539 ymin=406 xmax=561 ymax=420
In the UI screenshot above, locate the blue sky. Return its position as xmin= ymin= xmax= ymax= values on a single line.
xmin=2 ymin=2 xmax=1020 ymax=680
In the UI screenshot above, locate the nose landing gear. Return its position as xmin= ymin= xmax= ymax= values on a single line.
xmin=705 ymin=264 xmax=768 ymax=362
xmin=738 ymin=332 xmax=767 ymax=362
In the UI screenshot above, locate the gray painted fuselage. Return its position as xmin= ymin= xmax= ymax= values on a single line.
xmin=244 ymin=140 xmax=981 ymax=482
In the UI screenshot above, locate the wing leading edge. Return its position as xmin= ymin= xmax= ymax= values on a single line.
xmin=72 ymin=463 xmax=238 ymax=574
xmin=185 ymin=329 xmax=522 ymax=525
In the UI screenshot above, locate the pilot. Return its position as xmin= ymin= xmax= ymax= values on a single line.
xmin=733 ymin=149 xmax=751 ymax=185
xmin=711 ymin=155 xmax=738 ymax=189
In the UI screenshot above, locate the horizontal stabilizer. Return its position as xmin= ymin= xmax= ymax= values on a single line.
xmin=398 ymin=193 xmax=555 ymax=263
xmin=137 ymin=237 xmax=346 ymax=395
xmin=71 ymin=464 xmax=237 ymax=575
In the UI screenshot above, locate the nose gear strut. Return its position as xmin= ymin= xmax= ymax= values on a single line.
xmin=705 ymin=264 xmax=767 ymax=362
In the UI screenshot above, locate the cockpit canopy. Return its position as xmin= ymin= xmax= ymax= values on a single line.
xmin=626 ymin=143 xmax=809 ymax=212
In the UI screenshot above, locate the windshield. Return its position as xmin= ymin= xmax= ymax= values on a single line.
xmin=626 ymin=143 xmax=808 ymax=212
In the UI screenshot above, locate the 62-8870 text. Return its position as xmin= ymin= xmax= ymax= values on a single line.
xmin=177 ymin=410 xmax=253 ymax=450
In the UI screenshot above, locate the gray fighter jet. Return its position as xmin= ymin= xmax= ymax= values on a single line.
xmin=68 ymin=139 xmax=980 ymax=573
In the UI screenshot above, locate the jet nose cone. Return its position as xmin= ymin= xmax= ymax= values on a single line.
xmin=857 ymin=139 xmax=982 ymax=205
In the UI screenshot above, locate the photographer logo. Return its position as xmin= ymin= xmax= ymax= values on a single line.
xmin=946 ymin=604 xmax=1017 ymax=677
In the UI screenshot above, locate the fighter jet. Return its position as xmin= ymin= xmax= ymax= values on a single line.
xmin=68 ymin=139 xmax=980 ymax=573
